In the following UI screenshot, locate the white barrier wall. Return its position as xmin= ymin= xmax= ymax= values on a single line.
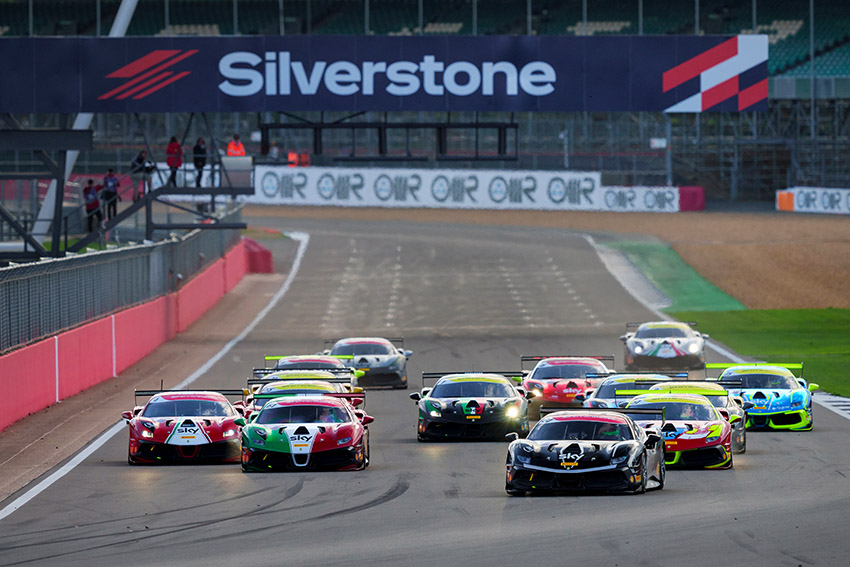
xmin=250 ymin=166 xmax=682 ymax=212
xmin=776 ymin=187 xmax=850 ymax=215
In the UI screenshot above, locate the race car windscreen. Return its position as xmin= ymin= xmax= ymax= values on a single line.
xmin=630 ymin=401 xmax=715 ymax=421
xmin=429 ymin=381 xmax=514 ymax=398
xmin=275 ymin=361 xmax=343 ymax=369
xmin=143 ymin=399 xmax=235 ymax=418
xmin=635 ymin=327 xmax=690 ymax=339
xmin=331 ymin=343 xmax=392 ymax=356
xmin=530 ymin=364 xmax=604 ymax=380
xmin=529 ymin=420 xmax=633 ymax=441
xmin=256 ymin=405 xmax=351 ymax=424
xmin=595 ymin=380 xmax=661 ymax=398
xmin=736 ymin=373 xmax=798 ymax=389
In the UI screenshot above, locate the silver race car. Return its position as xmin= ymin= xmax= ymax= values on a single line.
xmin=323 ymin=337 xmax=413 ymax=389
xmin=620 ymin=321 xmax=708 ymax=370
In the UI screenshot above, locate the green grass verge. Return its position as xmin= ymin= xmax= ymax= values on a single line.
xmin=672 ymin=309 xmax=850 ymax=397
xmin=606 ymin=241 xmax=745 ymax=312
xmin=41 ymin=239 xmax=110 ymax=252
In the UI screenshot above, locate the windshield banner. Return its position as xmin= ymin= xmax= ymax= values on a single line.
xmin=0 ymin=35 xmax=767 ymax=113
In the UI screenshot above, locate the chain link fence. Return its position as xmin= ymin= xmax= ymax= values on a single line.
xmin=0 ymin=205 xmax=243 ymax=354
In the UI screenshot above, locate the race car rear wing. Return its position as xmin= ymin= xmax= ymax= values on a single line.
xmin=134 ymin=389 xmax=245 ymax=401
xmin=626 ymin=321 xmax=699 ymax=330
xmin=252 ymin=367 xmax=359 ymax=379
xmin=705 ymin=362 xmax=804 ymax=378
xmin=323 ymin=337 xmax=406 ymax=350
xmin=520 ymin=354 xmax=615 ymax=370
xmin=640 ymin=388 xmax=731 ymax=398
xmin=587 ymin=371 xmax=688 ymax=380
xmin=421 ymin=371 xmax=524 ymax=388
xmin=539 ymin=406 xmax=666 ymax=424
xmin=249 ymin=391 xmax=366 ymax=407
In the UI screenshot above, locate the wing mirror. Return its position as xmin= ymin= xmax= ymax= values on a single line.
xmin=742 ymin=402 xmax=754 ymax=411
xmin=354 ymin=410 xmax=374 ymax=425
xmin=350 ymin=397 xmax=364 ymax=407
xmin=352 ymin=387 xmax=365 ymax=394
xmin=808 ymin=383 xmax=820 ymax=392
xmin=524 ymin=390 xmax=536 ymax=400
xmin=511 ymin=375 xmax=523 ymax=383
xmin=233 ymin=417 xmax=246 ymax=427
xmin=574 ymin=394 xmax=586 ymax=402
xmin=404 ymin=350 xmax=413 ymax=358
xmin=701 ymin=333 xmax=710 ymax=339
xmin=409 ymin=392 xmax=422 ymax=402
xmin=619 ymin=335 xmax=628 ymax=342
xmin=121 ymin=411 xmax=134 ymax=421
xmin=644 ymin=433 xmax=661 ymax=449
xmin=505 ymin=432 xmax=519 ymax=442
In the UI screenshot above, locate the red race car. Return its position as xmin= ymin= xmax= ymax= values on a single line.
xmin=122 ymin=390 xmax=245 ymax=465
xmin=518 ymin=355 xmax=614 ymax=419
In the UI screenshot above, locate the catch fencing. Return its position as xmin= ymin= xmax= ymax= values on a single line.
xmin=0 ymin=206 xmax=243 ymax=353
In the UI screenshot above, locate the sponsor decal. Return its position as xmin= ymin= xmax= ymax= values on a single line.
xmin=559 ymin=450 xmax=583 ymax=468
xmin=99 ymin=50 xmax=198 ymax=101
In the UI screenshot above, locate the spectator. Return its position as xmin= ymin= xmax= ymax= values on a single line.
xmin=83 ymin=179 xmax=102 ymax=232
xmin=269 ymin=141 xmax=280 ymax=162
xmin=226 ymin=133 xmax=246 ymax=156
xmin=193 ymin=137 xmax=207 ymax=188
xmin=101 ymin=168 xmax=121 ymax=220
xmin=166 ymin=136 xmax=183 ymax=187
xmin=129 ymin=150 xmax=153 ymax=202
xmin=298 ymin=151 xmax=312 ymax=167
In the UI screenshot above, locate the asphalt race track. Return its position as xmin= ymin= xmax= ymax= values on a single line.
xmin=2 ymin=216 xmax=849 ymax=567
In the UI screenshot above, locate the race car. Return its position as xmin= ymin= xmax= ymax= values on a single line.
xmin=620 ymin=321 xmax=708 ymax=370
xmin=248 ymin=369 xmax=362 ymax=394
xmin=254 ymin=356 xmax=363 ymax=387
xmin=122 ymin=390 xmax=245 ymax=465
xmin=237 ymin=379 xmax=364 ymax=419
xmin=322 ymin=337 xmax=412 ymax=388
xmin=241 ymin=395 xmax=373 ymax=471
xmin=504 ymin=409 xmax=665 ymax=495
xmin=410 ymin=372 xmax=531 ymax=441
xmin=582 ymin=373 xmax=679 ymax=408
xmin=625 ymin=392 xmax=733 ymax=469
xmin=647 ymin=381 xmax=749 ymax=453
xmin=708 ymin=363 xmax=818 ymax=431
xmin=517 ymin=355 xmax=614 ymax=420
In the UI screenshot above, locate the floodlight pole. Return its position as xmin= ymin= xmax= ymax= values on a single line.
xmin=810 ymin=0 xmax=815 ymax=140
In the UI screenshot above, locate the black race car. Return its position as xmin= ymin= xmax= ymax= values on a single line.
xmin=505 ymin=408 xmax=665 ymax=495
xmin=410 ymin=372 xmax=531 ymax=441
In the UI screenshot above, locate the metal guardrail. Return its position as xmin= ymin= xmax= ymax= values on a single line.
xmin=0 ymin=205 xmax=243 ymax=354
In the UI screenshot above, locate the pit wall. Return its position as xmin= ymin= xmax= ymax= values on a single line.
xmin=0 ymin=237 xmax=273 ymax=432
xmin=776 ymin=187 xmax=850 ymax=215
xmin=249 ymin=165 xmax=705 ymax=212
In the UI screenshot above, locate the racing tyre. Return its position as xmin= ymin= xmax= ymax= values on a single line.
xmin=127 ymin=450 xmax=138 ymax=466
xmin=634 ymin=455 xmax=647 ymax=494
xmin=655 ymin=459 xmax=666 ymax=491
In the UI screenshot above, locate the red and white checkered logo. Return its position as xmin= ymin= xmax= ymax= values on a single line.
xmin=663 ymin=35 xmax=768 ymax=113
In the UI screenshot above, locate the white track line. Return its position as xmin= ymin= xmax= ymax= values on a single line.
xmin=582 ymin=233 xmax=846 ymax=415
xmin=0 ymin=231 xmax=310 ymax=522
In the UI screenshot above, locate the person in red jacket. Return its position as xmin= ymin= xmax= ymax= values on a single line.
xmin=226 ymin=133 xmax=246 ymax=156
xmin=83 ymin=179 xmax=102 ymax=232
xmin=166 ymin=136 xmax=183 ymax=187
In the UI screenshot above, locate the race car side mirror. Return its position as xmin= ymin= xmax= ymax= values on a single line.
xmin=409 ymin=392 xmax=422 ymax=402
xmin=644 ymin=434 xmax=661 ymax=449
xmin=701 ymin=333 xmax=710 ymax=339
xmin=574 ymin=394 xmax=586 ymax=402
xmin=352 ymin=387 xmax=365 ymax=394
xmin=234 ymin=417 xmax=246 ymax=427
xmin=404 ymin=350 xmax=413 ymax=358
xmin=524 ymin=390 xmax=536 ymax=400
xmin=350 ymin=397 xmax=364 ymax=407
xmin=505 ymin=432 xmax=519 ymax=442
xmin=121 ymin=411 xmax=134 ymax=421
xmin=808 ymin=382 xmax=820 ymax=392
xmin=742 ymin=402 xmax=754 ymax=411
xmin=619 ymin=335 xmax=627 ymax=342
xmin=511 ymin=375 xmax=523 ymax=383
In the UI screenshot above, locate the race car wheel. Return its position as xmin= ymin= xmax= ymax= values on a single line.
xmin=739 ymin=429 xmax=747 ymax=454
xmin=656 ymin=459 xmax=666 ymax=491
xmin=634 ymin=455 xmax=647 ymax=494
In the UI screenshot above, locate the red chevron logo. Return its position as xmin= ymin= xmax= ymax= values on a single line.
xmin=98 ymin=49 xmax=198 ymax=100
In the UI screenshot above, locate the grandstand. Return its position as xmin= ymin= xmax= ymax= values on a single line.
xmin=1 ymin=0 xmax=849 ymax=210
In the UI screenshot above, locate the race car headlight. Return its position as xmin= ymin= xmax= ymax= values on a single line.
xmin=506 ymin=406 xmax=520 ymax=418
xmin=140 ymin=429 xmax=154 ymax=438
xmin=337 ymin=436 xmax=352 ymax=446
xmin=791 ymin=398 xmax=803 ymax=407
xmin=520 ymin=443 xmax=534 ymax=454
xmin=223 ymin=429 xmax=237 ymax=438
xmin=706 ymin=435 xmax=720 ymax=443
xmin=611 ymin=455 xmax=628 ymax=465
xmin=253 ymin=428 xmax=268 ymax=439
xmin=633 ymin=345 xmax=644 ymax=354
xmin=515 ymin=454 xmax=531 ymax=464
xmin=688 ymin=343 xmax=700 ymax=354
xmin=429 ymin=410 xmax=442 ymax=417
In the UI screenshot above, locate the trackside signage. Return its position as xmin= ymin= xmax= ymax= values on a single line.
xmin=0 ymin=35 xmax=767 ymax=113
xmin=776 ymin=187 xmax=850 ymax=215
xmin=250 ymin=166 xmax=681 ymax=212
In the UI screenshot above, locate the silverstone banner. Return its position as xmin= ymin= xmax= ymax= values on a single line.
xmin=250 ymin=166 xmax=683 ymax=213
xmin=776 ymin=187 xmax=850 ymax=215
xmin=0 ymin=35 xmax=767 ymax=113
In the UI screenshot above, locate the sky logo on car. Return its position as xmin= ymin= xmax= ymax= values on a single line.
xmin=98 ymin=49 xmax=198 ymax=101
xmin=663 ymin=35 xmax=768 ymax=113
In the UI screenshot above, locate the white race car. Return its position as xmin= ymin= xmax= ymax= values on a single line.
xmin=620 ymin=321 xmax=707 ymax=371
